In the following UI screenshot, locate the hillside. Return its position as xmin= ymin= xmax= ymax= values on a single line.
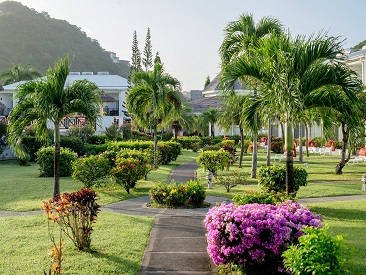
xmin=0 ymin=1 xmax=129 ymax=77
xmin=354 ymin=40 xmax=366 ymax=50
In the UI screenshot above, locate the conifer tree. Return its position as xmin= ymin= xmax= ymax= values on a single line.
xmin=154 ymin=52 xmax=161 ymax=65
xmin=142 ymin=27 xmax=153 ymax=71
xmin=131 ymin=30 xmax=142 ymax=74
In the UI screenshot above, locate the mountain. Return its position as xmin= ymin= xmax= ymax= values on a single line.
xmin=0 ymin=1 xmax=130 ymax=77
xmin=354 ymin=40 xmax=366 ymax=50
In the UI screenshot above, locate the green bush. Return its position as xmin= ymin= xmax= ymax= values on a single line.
xmin=257 ymin=165 xmax=308 ymax=195
xmin=99 ymin=150 xmax=117 ymax=170
xmin=227 ymin=135 xmax=241 ymax=145
xmin=17 ymin=153 xmax=30 ymax=166
xmin=214 ymin=170 xmax=249 ymax=192
xmin=116 ymin=148 xmax=152 ymax=178
xmin=107 ymin=140 xmax=152 ymax=151
xmin=197 ymin=149 xmax=230 ymax=175
xmin=84 ymin=143 xmax=109 ymax=155
xmin=313 ymin=136 xmax=326 ymax=147
xmin=105 ymin=123 xmax=123 ymax=141
xmin=36 ymin=147 xmax=77 ymax=177
xmin=220 ymin=139 xmax=235 ymax=147
xmin=87 ymin=134 xmax=108 ymax=145
xmin=157 ymin=131 xmax=173 ymax=141
xmin=233 ymin=190 xmax=294 ymax=205
xmin=201 ymin=145 xmax=221 ymax=151
xmin=271 ymin=137 xmax=283 ymax=153
xmin=60 ymin=136 xmax=85 ymax=156
xmin=186 ymin=179 xmax=206 ymax=206
xmin=176 ymin=136 xmax=202 ymax=150
xmin=283 ymin=225 xmax=348 ymax=275
xmin=158 ymin=141 xmax=182 ymax=165
xmin=111 ymin=157 xmax=145 ymax=193
xmin=67 ymin=122 xmax=95 ymax=143
xmin=0 ymin=122 xmax=7 ymax=154
xmin=150 ymin=179 xmax=206 ymax=208
xmin=72 ymin=155 xmax=110 ymax=187
xmin=21 ymin=135 xmax=44 ymax=162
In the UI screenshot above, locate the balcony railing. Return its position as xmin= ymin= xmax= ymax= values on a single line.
xmin=60 ymin=117 xmax=86 ymax=129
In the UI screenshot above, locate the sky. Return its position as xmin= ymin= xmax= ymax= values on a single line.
xmin=10 ymin=0 xmax=366 ymax=91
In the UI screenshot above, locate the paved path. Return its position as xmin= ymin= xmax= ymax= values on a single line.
xmin=166 ymin=161 xmax=199 ymax=184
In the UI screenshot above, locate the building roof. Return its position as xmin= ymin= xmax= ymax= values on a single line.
xmin=189 ymin=96 xmax=222 ymax=114
xmin=203 ymin=73 xmax=246 ymax=93
xmin=2 ymin=73 xmax=128 ymax=91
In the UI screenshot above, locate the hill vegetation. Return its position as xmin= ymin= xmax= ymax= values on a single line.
xmin=354 ymin=40 xmax=366 ymax=50
xmin=0 ymin=1 xmax=129 ymax=78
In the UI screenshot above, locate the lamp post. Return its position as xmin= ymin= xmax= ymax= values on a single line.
xmin=361 ymin=174 xmax=366 ymax=192
xmin=206 ymin=171 xmax=213 ymax=189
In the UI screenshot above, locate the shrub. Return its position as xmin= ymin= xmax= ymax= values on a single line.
xmin=158 ymin=141 xmax=182 ymax=164
xmin=87 ymin=134 xmax=108 ymax=145
xmin=233 ymin=190 xmax=294 ymax=205
xmin=111 ymin=157 xmax=144 ymax=193
xmin=221 ymin=144 xmax=237 ymax=169
xmin=186 ymin=179 xmax=206 ymax=206
xmin=150 ymin=179 xmax=206 ymax=208
xmin=99 ymin=150 xmax=118 ymax=170
xmin=0 ymin=122 xmax=7 ymax=154
xmin=158 ymin=131 xmax=173 ymax=141
xmin=60 ymin=136 xmax=85 ymax=156
xmin=72 ymin=155 xmax=110 ymax=187
xmin=36 ymin=147 xmax=77 ymax=177
xmin=67 ymin=122 xmax=95 ymax=143
xmin=271 ymin=140 xmax=284 ymax=153
xmin=312 ymin=136 xmax=326 ymax=147
xmin=214 ymin=170 xmax=249 ymax=192
xmin=107 ymin=140 xmax=152 ymax=151
xmin=247 ymin=141 xmax=260 ymax=153
xmin=197 ymin=149 xmax=230 ymax=175
xmin=21 ymin=135 xmax=44 ymax=161
xmin=116 ymin=148 xmax=152 ymax=178
xmin=220 ymin=139 xmax=235 ymax=147
xmin=105 ymin=123 xmax=123 ymax=141
xmin=238 ymin=139 xmax=251 ymax=154
xmin=202 ymin=144 xmax=221 ymax=151
xmin=120 ymin=124 xmax=132 ymax=140
xmin=283 ymin=225 xmax=348 ymax=275
xmin=176 ymin=136 xmax=202 ymax=150
xmin=205 ymin=201 xmax=323 ymax=275
xmin=43 ymin=188 xmax=100 ymax=251
xmin=258 ymin=165 xmax=308 ymax=195
xmin=17 ymin=153 xmax=30 ymax=166
xmin=84 ymin=143 xmax=108 ymax=155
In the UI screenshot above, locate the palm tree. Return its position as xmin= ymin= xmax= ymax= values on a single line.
xmin=126 ymin=61 xmax=182 ymax=168
xmin=168 ymin=103 xmax=193 ymax=141
xmin=0 ymin=64 xmax=41 ymax=85
xmin=219 ymin=13 xmax=283 ymax=178
xmin=218 ymin=93 xmax=249 ymax=167
xmin=222 ymin=32 xmax=362 ymax=194
xmin=8 ymin=55 xmax=101 ymax=198
xmin=202 ymin=108 xmax=220 ymax=139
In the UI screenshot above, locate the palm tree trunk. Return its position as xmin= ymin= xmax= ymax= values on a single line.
xmin=285 ymin=121 xmax=294 ymax=195
xmin=266 ymin=118 xmax=272 ymax=166
xmin=251 ymin=131 xmax=258 ymax=178
xmin=305 ymin=124 xmax=309 ymax=157
xmin=299 ymin=122 xmax=303 ymax=163
xmin=239 ymin=128 xmax=244 ymax=168
xmin=335 ymin=122 xmax=350 ymax=174
xmin=211 ymin=123 xmax=215 ymax=139
xmin=53 ymin=122 xmax=61 ymax=198
xmin=153 ymin=126 xmax=158 ymax=168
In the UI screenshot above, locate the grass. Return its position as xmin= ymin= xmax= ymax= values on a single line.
xmin=0 ymin=150 xmax=199 ymax=211
xmin=0 ymin=212 xmax=153 ymax=275
xmin=307 ymin=200 xmax=366 ymax=274
xmin=200 ymin=150 xmax=366 ymax=199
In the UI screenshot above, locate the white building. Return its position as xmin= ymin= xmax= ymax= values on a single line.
xmin=0 ymin=71 xmax=129 ymax=134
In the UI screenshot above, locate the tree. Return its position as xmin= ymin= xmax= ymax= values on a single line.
xmin=126 ymin=61 xmax=182 ymax=168
xmin=219 ymin=13 xmax=283 ymax=178
xmin=202 ymin=108 xmax=220 ymax=139
xmin=8 ymin=54 xmax=101 ymax=198
xmin=222 ymin=32 xmax=362 ymax=194
xmin=167 ymin=103 xmax=193 ymax=141
xmin=131 ymin=30 xmax=142 ymax=74
xmin=154 ymin=52 xmax=161 ymax=65
xmin=0 ymin=64 xmax=41 ymax=85
xmin=218 ymin=93 xmax=249 ymax=167
xmin=142 ymin=27 xmax=153 ymax=72
xmin=204 ymin=75 xmax=211 ymax=89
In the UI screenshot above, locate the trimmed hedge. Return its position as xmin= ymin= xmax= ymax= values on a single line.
xmin=36 ymin=147 xmax=77 ymax=177
xmin=60 ymin=136 xmax=85 ymax=156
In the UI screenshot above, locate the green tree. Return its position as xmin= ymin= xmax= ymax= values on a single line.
xmin=167 ymin=103 xmax=193 ymax=141
xmin=131 ymin=30 xmax=142 ymax=74
xmin=204 ymin=75 xmax=210 ymax=89
xmin=8 ymin=54 xmax=101 ymax=198
xmin=0 ymin=64 xmax=41 ymax=85
xmin=219 ymin=13 xmax=282 ymax=178
xmin=154 ymin=52 xmax=161 ymax=65
xmin=218 ymin=93 xmax=249 ymax=167
xmin=126 ymin=61 xmax=182 ymax=168
xmin=222 ymin=32 xmax=362 ymax=194
xmin=202 ymin=108 xmax=219 ymax=139
xmin=142 ymin=27 xmax=153 ymax=72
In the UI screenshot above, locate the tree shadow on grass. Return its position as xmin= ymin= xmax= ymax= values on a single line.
xmin=309 ymin=206 xmax=366 ymax=222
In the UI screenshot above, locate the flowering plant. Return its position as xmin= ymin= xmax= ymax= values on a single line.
xmin=204 ymin=201 xmax=322 ymax=274
xmin=214 ymin=170 xmax=248 ymax=192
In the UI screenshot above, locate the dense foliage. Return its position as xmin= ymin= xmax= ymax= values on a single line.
xmin=36 ymin=147 xmax=77 ymax=177
xmin=205 ymin=202 xmax=323 ymax=274
xmin=72 ymin=155 xmax=110 ymax=187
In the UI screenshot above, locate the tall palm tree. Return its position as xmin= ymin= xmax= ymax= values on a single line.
xmin=167 ymin=103 xmax=193 ymax=141
xmin=0 ymin=64 xmax=41 ymax=85
xmin=222 ymin=32 xmax=362 ymax=194
xmin=219 ymin=13 xmax=283 ymax=178
xmin=202 ymin=108 xmax=220 ymax=139
xmin=218 ymin=93 xmax=249 ymax=167
xmin=8 ymin=55 xmax=101 ymax=198
xmin=126 ymin=61 xmax=182 ymax=168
